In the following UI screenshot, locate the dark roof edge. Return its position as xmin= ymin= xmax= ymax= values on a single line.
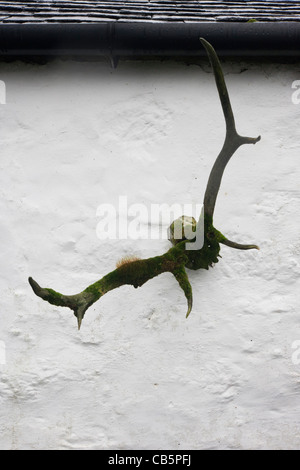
xmin=0 ymin=22 xmax=300 ymax=59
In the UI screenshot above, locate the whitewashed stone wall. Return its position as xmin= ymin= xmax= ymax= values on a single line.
xmin=0 ymin=56 xmax=300 ymax=450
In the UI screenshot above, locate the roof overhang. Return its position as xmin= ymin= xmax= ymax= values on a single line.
xmin=0 ymin=22 xmax=300 ymax=61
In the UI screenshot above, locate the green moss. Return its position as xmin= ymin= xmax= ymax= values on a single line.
xmin=173 ymin=264 xmax=193 ymax=317
xmin=45 ymin=288 xmax=65 ymax=307
xmin=173 ymin=265 xmax=191 ymax=294
xmin=82 ymin=216 xmax=227 ymax=307
xmin=84 ymin=282 xmax=103 ymax=298
xmin=83 ymin=255 xmax=168 ymax=299
xmin=179 ymin=216 xmax=224 ymax=270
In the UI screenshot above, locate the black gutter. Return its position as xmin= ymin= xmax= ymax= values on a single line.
xmin=0 ymin=22 xmax=300 ymax=60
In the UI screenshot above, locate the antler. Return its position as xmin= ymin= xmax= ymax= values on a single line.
xmin=201 ymin=38 xmax=260 ymax=250
xmin=28 ymin=39 xmax=261 ymax=329
xmin=29 ymin=243 xmax=193 ymax=329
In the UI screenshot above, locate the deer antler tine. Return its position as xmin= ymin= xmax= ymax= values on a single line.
xmin=200 ymin=38 xmax=261 ymax=221
xmin=28 ymin=276 xmax=95 ymax=327
xmin=173 ymin=266 xmax=193 ymax=318
xmin=220 ymin=239 xmax=259 ymax=250
xmin=76 ymin=307 xmax=86 ymax=330
xmin=200 ymin=38 xmax=236 ymax=134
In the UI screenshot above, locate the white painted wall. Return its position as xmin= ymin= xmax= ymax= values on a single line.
xmin=0 ymin=56 xmax=300 ymax=450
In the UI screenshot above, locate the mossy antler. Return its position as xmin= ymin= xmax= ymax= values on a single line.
xmin=29 ymin=38 xmax=260 ymax=330
xmin=29 ymin=243 xmax=194 ymax=329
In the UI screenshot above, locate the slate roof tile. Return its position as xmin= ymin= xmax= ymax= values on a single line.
xmin=0 ymin=1 xmax=300 ymax=24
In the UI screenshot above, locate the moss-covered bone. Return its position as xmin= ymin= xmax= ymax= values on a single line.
xmin=29 ymin=38 xmax=261 ymax=329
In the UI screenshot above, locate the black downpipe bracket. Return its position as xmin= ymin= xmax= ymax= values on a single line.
xmin=0 ymin=22 xmax=300 ymax=60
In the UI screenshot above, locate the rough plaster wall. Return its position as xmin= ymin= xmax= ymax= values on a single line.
xmin=0 ymin=56 xmax=300 ymax=450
